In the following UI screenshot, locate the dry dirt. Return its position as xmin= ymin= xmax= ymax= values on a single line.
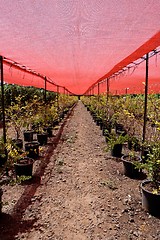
xmin=0 ymin=101 xmax=160 ymax=240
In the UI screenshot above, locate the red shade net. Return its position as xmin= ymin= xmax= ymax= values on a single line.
xmin=0 ymin=0 xmax=160 ymax=95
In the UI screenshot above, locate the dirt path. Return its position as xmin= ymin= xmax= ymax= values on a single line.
xmin=1 ymin=101 xmax=160 ymax=240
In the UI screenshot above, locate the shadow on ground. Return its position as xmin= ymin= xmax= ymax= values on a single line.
xmin=0 ymin=107 xmax=75 ymax=240
xmin=0 ymin=213 xmax=37 ymax=240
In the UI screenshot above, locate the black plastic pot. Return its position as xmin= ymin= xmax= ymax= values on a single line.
xmin=102 ymin=124 xmax=112 ymax=137
xmin=0 ymin=154 xmax=7 ymax=167
xmin=14 ymin=157 xmax=34 ymax=177
xmin=25 ymin=141 xmax=40 ymax=159
xmin=96 ymin=119 xmax=101 ymax=125
xmin=37 ymin=132 xmax=48 ymax=146
xmin=97 ymin=120 xmax=104 ymax=130
xmin=140 ymin=180 xmax=160 ymax=216
xmin=43 ymin=127 xmax=53 ymax=137
xmin=23 ymin=130 xmax=34 ymax=142
xmin=92 ymin=114 xmax=97 ymax=122
xmin=115 ymin=123 xmax=126 ymax=135
xmin=60 ymin=112 xmax=65 ymax=119
xmin=111 ymin=143 xmax=122 ymax=158
xmin=12 ymin=138 xmax=23 ymax=149
xmin=121 ymin=155 xmax=141 ymax=178
xmin=53 ymin=120 xmax=59 ymax=127
xmin=63 ymin=109 xmax=69 ymax=115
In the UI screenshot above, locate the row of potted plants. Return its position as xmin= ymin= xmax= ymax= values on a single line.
xmin=0 ymin=93 xmax=78 ymax=213
xmin=1 ymin=93 xmax=77 ymax=168
xmin=82 ymin=94 xmax=160 ymax=217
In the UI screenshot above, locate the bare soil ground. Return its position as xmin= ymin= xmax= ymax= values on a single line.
xmin=0 ymin=101 xmax=160 ymax=240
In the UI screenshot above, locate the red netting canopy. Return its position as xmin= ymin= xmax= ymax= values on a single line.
xmin=0 ymin=0 xmax=160 ymax=95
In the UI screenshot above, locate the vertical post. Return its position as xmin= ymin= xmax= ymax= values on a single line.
xmin=44 ymin=77 xmax=47 ymax=104
xmin=98 ymin=82 xmax=100 ymax=102
xmin=98 ymin=82 xmax=100 ymax=95
xmin=125 ymin=87 xmax=129 ymax=95
xmin=92 ymin=86 xmax=94 ymax=96
xmin=0 ymin=56 xmax=6 ymax=144
xmin=44 ymin=77 xmax=47 ymax=122
xmin=56 ymin=85 xmax=59 ymax=111
xmin=142 ymin=53 xmax=149 ymax=145
xmin=63 ymin=87 xmax=65 ymax=95
xmin=106 ymin=78 xmax=109 ymax=101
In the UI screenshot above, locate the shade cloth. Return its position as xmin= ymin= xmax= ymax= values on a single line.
xmin=0 ymin=0 xmax=160 ymax=95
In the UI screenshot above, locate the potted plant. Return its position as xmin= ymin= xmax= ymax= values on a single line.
xmin=6 ymin=96 xmax=24 ymax=148
xmin=24 ymin=141 xmax=40 ymax=159
xmin=42 ymin=104 xmax=57 ymax=137
xmin=106 ymin=133 xmax=128 ymax=158
xmin=128 ymin=135 xmax=141 ymax=152
xmin=23 ymin=98 xmax=38 ymax=142
xmin=6 ymin=140 xmax=34 ymax=177
xmin=138 ymin=143 xmax=160 ymax=216
xmin=121 ymin=151 xmax=142 ymax=178
xmin=32 ymin=113 xmax=48 ymax=146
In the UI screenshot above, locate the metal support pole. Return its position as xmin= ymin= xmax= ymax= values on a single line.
xmin=44 ymin=77 xmax=47 ymax=104
xmin=56 ymin=85 xmax=59 ymax=111
xmin=106 ymin=78 xmax=109 ymax=101
xmin=44 ymin=77 xmax=47 ymax=122
xmin=142 ymin=53 xmax=149 ymax=145
xmin=0 ymin=56 xmax=6 ymax=144
xmin=98 ymin=83 xmax=100 ymax=102
xmin=125 ymin=87 xmax=129 ymax=95
xmin=98 ymin=83 xmax=100 ymax=95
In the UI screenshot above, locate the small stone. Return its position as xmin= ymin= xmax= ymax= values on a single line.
xmin=115 ymin=224 xmax=120 ymax=229
xmin=133 ymin=231 xmax=139 ymax=237
xmin=129 ymin=218 xmax=134 ymax=223
xmin=121 ymin=209 xmax=128 ymax=213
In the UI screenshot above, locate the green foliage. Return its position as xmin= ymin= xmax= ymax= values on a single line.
xmin=6 ymin=96 xmax=26 ymax=139
xmin=82 ymin=94 xmax=160 ymax=145
xmin=0 ymin=84 xmax=57 ymax=121
xmin=10 ymin=175 xmax=32 ymax=185
xmin=136 ymin=143 xmax=160 ymax=191
xmin=5 ymin=139 xmax=27 ymax=167
xmin=106 ymin=133 xmax=128 ymax=151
